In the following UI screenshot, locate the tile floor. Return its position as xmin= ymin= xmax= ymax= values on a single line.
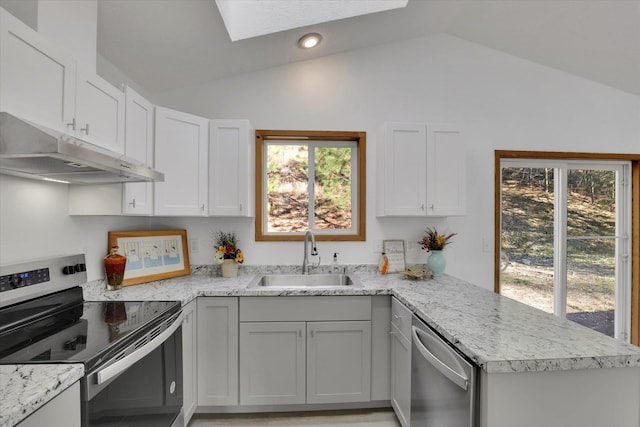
xmin=188 ymin=408 xmax=401 ymax=427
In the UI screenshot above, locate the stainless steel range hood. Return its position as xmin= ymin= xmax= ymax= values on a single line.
xmin=0 ymin=112 xmax=164 ymax=184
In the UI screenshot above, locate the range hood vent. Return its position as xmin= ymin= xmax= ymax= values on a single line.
xmin=0 ymin=112 xmax=164 ymax=184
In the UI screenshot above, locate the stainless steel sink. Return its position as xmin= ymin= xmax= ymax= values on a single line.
xmin=248 ymin=274 xmax=363 ymax=289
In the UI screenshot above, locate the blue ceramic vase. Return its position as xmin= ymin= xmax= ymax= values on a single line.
xmin=427 ymin=250 xmax=446 ymax=277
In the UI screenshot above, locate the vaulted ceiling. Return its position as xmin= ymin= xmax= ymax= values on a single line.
xmin=96 ymin=0 xmax=640 ymax=96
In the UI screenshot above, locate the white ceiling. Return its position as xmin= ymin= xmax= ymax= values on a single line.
xmin=96 ymin=0 xmax=640 ymax=96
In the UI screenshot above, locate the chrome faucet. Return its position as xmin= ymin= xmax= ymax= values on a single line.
xmin=302 ymin=230 xmax=320 ymax=274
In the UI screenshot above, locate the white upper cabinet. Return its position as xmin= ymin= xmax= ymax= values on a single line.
xmin=0 ymin=8 xmax=76 ymax=133
xmin=377 ymin=122 xmax=466 ymax=217
xmin=74 ymin=64 xmax=125 ymax=154
xmin=154 ymin=106 xmax=209 ymax=216
xmin=208 ymin=119 xmax=254 ymax=217
xmin=123 ymin=87 xmax=154 ymax=215
xmin=0 ymin=8 xmax=126 ymax=155
xmin=426 ymin=124 xmax=466 ymax=216
xmin=378 ymin=122 xmax=427 ymax=216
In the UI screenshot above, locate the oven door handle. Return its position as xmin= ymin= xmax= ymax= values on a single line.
xmin=96 ymin=311 xmax=184 ymax=385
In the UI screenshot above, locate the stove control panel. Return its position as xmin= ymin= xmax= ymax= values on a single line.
xmin=0 ymin=254 xmax=87 ymax=307
xmin=0 ymin=268 xmax=50 ymax=291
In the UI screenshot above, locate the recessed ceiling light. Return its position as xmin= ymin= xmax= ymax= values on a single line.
xmin=298 ymin=33 xmax=322 ymax=49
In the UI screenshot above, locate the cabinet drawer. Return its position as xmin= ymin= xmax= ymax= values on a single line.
xmin=240 ymin=296 xmax=371 ymax=322
xmin=391 ymin=297 xmax=412 ymax=339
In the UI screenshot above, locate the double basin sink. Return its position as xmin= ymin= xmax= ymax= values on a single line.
xmin=247 ymin=273 xmax=363 ymax=289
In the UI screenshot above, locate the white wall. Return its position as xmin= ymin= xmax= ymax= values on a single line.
xmin=2 ymin=33 xmax=639 ymax=289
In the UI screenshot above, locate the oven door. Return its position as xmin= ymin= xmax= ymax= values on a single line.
xmin=82 ymin=311 xmax=184 ymax=427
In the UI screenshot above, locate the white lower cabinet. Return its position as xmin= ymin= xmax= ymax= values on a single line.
xmin=238 ymin=296 xmax=373 ymax=407
xmin=18 ymin=382 xmax=80 ymax=427
xmin=182 ymin=300 xmax=197 ymax=424
xmin=239 ymin=321 xmax=307 ymax=405
xmin=390 ymin=323 xmax=411 ymax=427
xmin=307 ymin=321 xmax=371 ymax=404
xmin=390 ymin=297 xmax=412 ymax=427
xmin=197 ymin=297 xmax=239 ymax=407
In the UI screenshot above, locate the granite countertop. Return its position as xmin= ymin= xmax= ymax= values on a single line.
xmin=80 ymin=267 xmax=640 ymax=374
xmin=5 ymin=267 xmax=640 ymax=426
xmin=0 ymin=364 xmax=84 ymax=427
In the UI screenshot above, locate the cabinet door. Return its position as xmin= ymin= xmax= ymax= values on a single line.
xmin=154 ymin=107 xmax=209 ymax=216
xmin=379 ymin=122 xmax=427 ymax=216
xmin=426 ymin=124 xmax=465 ymax=216
xmin=391 ymin=323 xmax=411 ymax=427
xmin=307 ymin=321 xmax=372 ymax=404
xmin=182 ymin=300 xmax=197 ymax=424
xmin=75 ymin=65 xmax=126 ymax=154
xmin=0 ymin=8 xmax=76 ymax=133
xmin=123 ymin=87 xmax=154 ymax=215
xmin=208 ymin=119 xmax=253 ymax=216
xmin=239 ymin=322 xmax=306 ymax=406
xmin=197 ymin=297 xmax=238 ymax=406
xmin=18 ymin=382 xmax=80 ymax=427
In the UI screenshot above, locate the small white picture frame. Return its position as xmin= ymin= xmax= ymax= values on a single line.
xmin=383 ymin=240 xmax=406 ymax=273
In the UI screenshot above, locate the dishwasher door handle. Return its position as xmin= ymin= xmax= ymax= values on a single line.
xmin=412 ymin=325 xmax=469 ymax=390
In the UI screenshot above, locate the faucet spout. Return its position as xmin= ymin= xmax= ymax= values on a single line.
xmin=302 ymin=230 xmax=319 ymax=274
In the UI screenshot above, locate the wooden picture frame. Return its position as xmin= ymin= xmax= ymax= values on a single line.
xmin=107 ymin=229 xmax=190 ymax=286
xmin=383 ymin=240 xmax=406 ymax=273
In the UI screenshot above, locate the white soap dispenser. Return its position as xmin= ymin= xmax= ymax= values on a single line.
xmin=331 ymin=252 xmax=340 ymax=274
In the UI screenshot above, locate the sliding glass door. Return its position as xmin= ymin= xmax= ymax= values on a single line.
xmin=500 ymin=159 xmax=631 ymax=340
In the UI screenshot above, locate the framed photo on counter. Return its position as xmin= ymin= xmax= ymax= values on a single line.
xmin=108 ymin=229 xmax=190 ymax=286
xmin=383 ymin=240 xmax=406 ymax=273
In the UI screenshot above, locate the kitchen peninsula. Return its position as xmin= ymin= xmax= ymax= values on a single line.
xmin=85 ymin=269 xmax=640 ymax=427
xmin=3 ymin=269 xmax=640 ymax=427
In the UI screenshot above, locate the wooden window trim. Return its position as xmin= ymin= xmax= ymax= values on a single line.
xmin=494 ymin=150 xmax=640 ymax=345
xmin=255 ymin=129 xmax=366 ymax=242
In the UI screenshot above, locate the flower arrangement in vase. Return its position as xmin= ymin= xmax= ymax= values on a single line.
xmin=215 ymin=231 xmax=244 ymax=277
xmin=418 ymin=227 xmax=456 ymax=276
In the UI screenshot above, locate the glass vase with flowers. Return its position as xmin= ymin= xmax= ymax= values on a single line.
xmin=418 ymin=227 xmax=456 ymax=276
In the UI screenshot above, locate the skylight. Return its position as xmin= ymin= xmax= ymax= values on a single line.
xmin=215 ymin=0 xmax=409 ymax=41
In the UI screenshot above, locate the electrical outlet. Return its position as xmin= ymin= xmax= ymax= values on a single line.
xmin=482 ymin=237 xmax=491 ymax=253
xmin=189 ymin=238 xmax=199 ymax=253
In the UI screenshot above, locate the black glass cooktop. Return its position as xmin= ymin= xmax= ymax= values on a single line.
xmin=0 ymin=287 xmax=180 ymax=371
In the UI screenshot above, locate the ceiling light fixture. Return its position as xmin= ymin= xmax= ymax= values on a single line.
xmin=298 ymin=33 xmax=322 ymax=49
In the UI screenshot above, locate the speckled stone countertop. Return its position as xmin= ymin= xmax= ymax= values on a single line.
xmin=0 ymin=364 xmax=84 ymax=427
xmin=80 ymin=266 xmax=640 ymax=374
xmin=5 ymin=266 xmax=640 ymax=426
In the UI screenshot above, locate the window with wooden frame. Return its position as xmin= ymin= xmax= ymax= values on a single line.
xmin=494 ymin=150 xmax=640 ymax=345
xmin=255 ymin=130 xmax=366 ymax=241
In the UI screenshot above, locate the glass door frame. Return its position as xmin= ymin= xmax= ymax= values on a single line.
xmin=494 ymin=151 xmax=640 ymax=344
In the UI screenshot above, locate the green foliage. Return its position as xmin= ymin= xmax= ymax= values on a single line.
xmin=314 ymin=147 xmax=351 ymax=211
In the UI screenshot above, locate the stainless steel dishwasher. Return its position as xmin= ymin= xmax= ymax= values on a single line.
xmin=411 ymin=315 xmax=479 ymax=427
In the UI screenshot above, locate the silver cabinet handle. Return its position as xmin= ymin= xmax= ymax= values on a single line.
xmin=128 ymin=199 xmax=136 ymax=208
xmin=298 ymin=329 xmax=302 ymax=338
xmin=80 ymin=123 xmax=90 ymax=135
xmin=239 ymin=203 xmax=243 ymax=212
xmin=97 ymin=311 xmax=184 ymax=385
xmin=411 ymin=325 xmax=468 ymax=390
xmin=420 ymin=204 xmax=425 ymax=211
xmin=67 ymin=118 xmax=76 ymax=131
xmin=430 ymin=204 xmax=435 ymax=211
